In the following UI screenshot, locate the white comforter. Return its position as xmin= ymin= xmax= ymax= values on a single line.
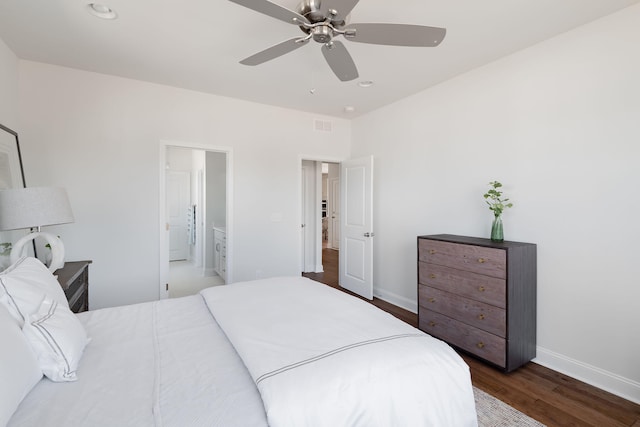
xmin=10 ymin=276 xmax=477 ymax=427
xmin=202 ymin=277 xmax=478 ymax=427
xmin=9 ymin=295 xmax=268 ymax=427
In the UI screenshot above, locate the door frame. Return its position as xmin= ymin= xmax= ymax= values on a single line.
xmin=298 ymin=155 xmax=344 ymax=275
xmin=159 ymin=140 xmax=234 ymax=299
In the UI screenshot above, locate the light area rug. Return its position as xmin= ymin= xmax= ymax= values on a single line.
xmin=475 ymin=386 xmax=546 ymax=426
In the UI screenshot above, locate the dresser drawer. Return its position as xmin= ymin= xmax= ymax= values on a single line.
xmin=418 ymin=239 xmax=506 ymax=279
xmin=419 ymin=286 xmax=506 ymax=337
xmin=420 ymin=310 xmax=506 ymax=367
xmin=419 ymin=262 xmax=506 ymax=308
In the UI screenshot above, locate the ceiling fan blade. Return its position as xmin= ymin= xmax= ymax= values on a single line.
xmin=345 ymin=23 xmax=446 ymax=47
xmin=320 ymin=0 xmax=361 ymax=22
xmin=321 ymin=41 xmax=359 ymax=82
xmin=240 ymin=37 xmax=309 ymax=66
xmin=228 ymin=0 xmax=309 ymax=26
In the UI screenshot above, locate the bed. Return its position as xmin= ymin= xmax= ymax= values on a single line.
xmin=1 ymin=257 xmax=478 ymax=427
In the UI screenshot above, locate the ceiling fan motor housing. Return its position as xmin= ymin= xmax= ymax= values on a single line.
xmin=297 ymin=0 xmax=324 ymax=23
xmin=297 ymin=0 xmax=348 ymax=40
xmin=311 ymin=25 xmax=332 ymax=43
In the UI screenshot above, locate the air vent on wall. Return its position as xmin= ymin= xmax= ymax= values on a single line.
xmin=314 ymin=119 xmax=333 ymax=132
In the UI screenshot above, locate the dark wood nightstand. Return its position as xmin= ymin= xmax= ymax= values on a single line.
xmin=54 ymin=260 xmax=92 ymax=313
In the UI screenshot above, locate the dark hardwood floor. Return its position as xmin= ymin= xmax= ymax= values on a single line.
xmin=303 ymin=248 xmax=640 ymax=427
xmin=303 ymin=248 xmax=417 ymax=325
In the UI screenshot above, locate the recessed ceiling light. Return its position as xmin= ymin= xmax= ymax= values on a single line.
xmin=344 ymin=106 xmax=355 ymax=113
xmin=87 ymin=3 xmax=118 ymax=20
xmin=358 ymin=80 xmax=374 ymax=88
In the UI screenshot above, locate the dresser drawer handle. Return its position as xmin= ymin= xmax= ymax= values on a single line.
xmin=429 ymin=273 xmax=436 ymax=279
xmin=478 ymin=314 xmax=485 ymax=320
xmin=428 ymin=321 xmax=436 ymax=327
xmin=478 ymin=286 xmax=486 ymax=292
xmin=478 ymin=258 xmax=486 ymax=263
xmin=427 ymin=297 xmax=436 ymax=303
xmin=476 ymin=342 xmax=485 ymax=349
xmin=428 ymin=249 xmax=436 ymax=255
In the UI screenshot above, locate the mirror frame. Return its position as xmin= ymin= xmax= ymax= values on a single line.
xmin=0 ymin=123 xmax=26 ymax=189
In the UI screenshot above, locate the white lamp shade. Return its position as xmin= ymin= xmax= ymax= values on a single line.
xmin=0 ymin=187 xmax=74 ymax=231
xmin=0 ymin=187 xmax=74 ymax=272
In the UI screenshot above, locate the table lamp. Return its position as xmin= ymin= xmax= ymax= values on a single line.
xmin=0 ymin=187 xmax=74 ymax=272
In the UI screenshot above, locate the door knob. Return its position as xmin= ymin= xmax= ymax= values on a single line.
xmin=364 ymin=232 xmax=375 ymax=237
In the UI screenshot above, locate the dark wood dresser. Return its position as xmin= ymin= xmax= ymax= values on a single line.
xmin=417 ymin=234 xmax=536 ymax=372
xmin=54 ymin=260 xmax=92 ymax=313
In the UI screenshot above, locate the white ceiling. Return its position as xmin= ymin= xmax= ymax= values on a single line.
xmin=1 ymin=0 xmax=638 ymax=118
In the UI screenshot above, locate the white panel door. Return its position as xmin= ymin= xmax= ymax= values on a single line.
xmin=168 ymin=171 xmax=190 ymax=261
xmin=339 ymin=156 xmax=373 ymax=299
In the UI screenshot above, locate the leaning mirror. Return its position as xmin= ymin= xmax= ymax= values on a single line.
xmin=0 ymin=123 xmax=30 ymax=270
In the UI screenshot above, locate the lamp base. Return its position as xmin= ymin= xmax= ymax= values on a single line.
xmin=10 ymin=231 xmax=65 ymax=273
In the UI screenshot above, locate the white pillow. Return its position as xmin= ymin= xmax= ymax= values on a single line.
xmin=0 ymin=303 xmax=43 ymax=427
xmin=22 ymin=298 xmax=89 ymax=382
xmin=0 ymin=257 xmax=69 ymax=327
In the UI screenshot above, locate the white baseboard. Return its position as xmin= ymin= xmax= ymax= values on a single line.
xmin=303 ymin=264 xmax=324 ymax=273
xmin=373 ymin=288 xmax=418 ymax=314
xmin=534 ymin=346 xmax=640 ymax=404
xmin=372 ymin=289 xmax=640 ymax=404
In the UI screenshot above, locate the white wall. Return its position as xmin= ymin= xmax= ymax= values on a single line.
xmin=0 ymin=37 xmax=18 ymax=129
xmin=205 ymin=150 xmax=226 ymax=273
xmin=206 ymin=151 xmax=226 ymax=228
xmin=0 ymin=38 xmax=21 ymax=263
xmin=17 ymin=61 xmax=351 ymax=309
xmin=166 ymin=146 xmax=194 ymax=172
xmin=351 ymin=5 xmax=640 ymax=402
xmin=301 ymin=160 xmax=323 ymax=273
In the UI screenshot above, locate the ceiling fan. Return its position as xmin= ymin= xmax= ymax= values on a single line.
xmin=229 ymin=0 xmax=446 ymax=81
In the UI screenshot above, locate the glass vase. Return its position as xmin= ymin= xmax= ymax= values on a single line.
xmin=491 ymin=216 xmax=504 ymax=242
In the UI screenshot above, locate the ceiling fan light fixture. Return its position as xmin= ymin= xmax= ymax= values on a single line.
xmin=87 ymin=3 xmax=118 ymax=20
xmin=358 ymin=80 xmax=374 ymax=88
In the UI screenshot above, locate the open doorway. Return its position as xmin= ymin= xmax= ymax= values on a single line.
xmin=301 ymin=156 xmax=374 ymax=300
xmin=160 ymin=143 xmax=231 ymax=299
xmin=301 ymin=160 xmax=339 ymax=285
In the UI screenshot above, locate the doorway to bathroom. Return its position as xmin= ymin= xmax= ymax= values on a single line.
xmin=159 ymin=142 xmax=230 ymax=299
